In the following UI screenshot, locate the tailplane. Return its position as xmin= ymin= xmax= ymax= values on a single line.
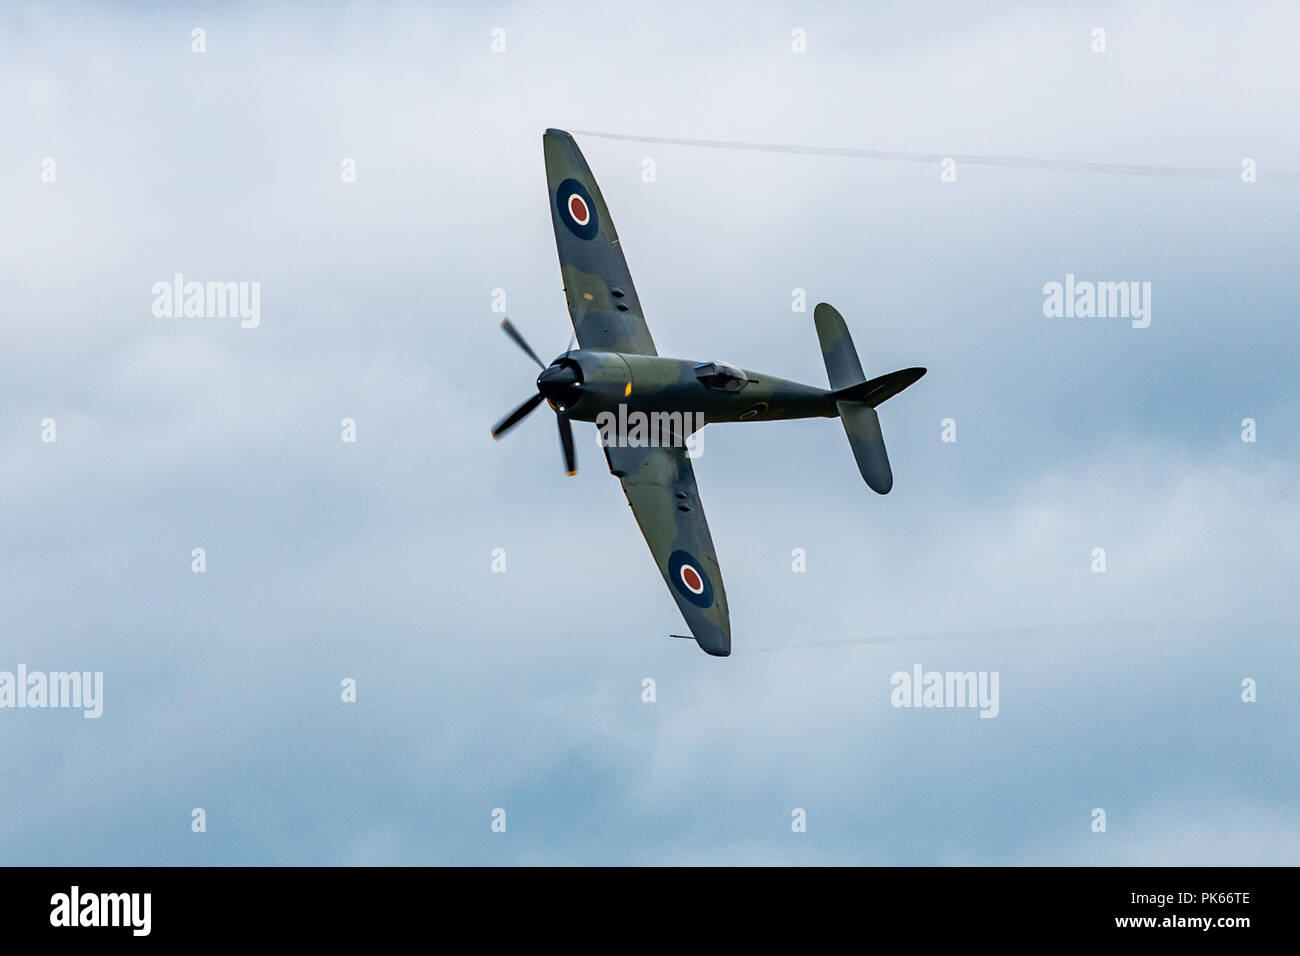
xmin=813 ymin=303 xmax=926 ymax=495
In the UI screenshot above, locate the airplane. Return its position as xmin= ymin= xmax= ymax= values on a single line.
xmin=491 ymin=128 xmax=926 ymax=657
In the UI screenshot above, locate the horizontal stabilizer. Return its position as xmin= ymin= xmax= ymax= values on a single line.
xmin=837 ymin=400 xmax=893 ymax=494
xmin=813 ymin=303 xmax=865 ymax=390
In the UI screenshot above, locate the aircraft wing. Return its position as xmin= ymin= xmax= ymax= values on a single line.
xmin=605 ymin=442 xmax=731 ymax=656
xmin=544 ymin=129 xmax=658 ymax=356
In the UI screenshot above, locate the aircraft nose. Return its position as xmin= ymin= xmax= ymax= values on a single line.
xmin=537 ymin=363 xmax=581 ymax=407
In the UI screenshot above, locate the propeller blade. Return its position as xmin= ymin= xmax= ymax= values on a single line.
xmin=562 ymin=294 xmax=587 ymax=361
xmin=557 ymin=409 xmax=577 ymax=476
xmin=491 ymin=393 xmax=544 ymax=439
xmin=500 ymin=318 xmax=546 ymax=370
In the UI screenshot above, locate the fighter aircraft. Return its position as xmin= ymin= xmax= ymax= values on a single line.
xmin=491 ymin=129 xmax=926 ymax=656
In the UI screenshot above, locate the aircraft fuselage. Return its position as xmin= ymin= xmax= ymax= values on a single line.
xmin=560 ymin=350 xmax=837 ymax=424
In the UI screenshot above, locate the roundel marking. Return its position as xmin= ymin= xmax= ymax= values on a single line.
xmin=668 ymin=549 xmax=714 ymax=608
xmin=568 ymin=194 xmax=590 ymax=225
xmin=680 ymin=565 xmax=704 ymax=594
xmin=556 ymin=178 xmax=599 ymax=240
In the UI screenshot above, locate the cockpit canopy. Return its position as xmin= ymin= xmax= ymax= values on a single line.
xmin=694 ymin=361 xmax=749 ymax=392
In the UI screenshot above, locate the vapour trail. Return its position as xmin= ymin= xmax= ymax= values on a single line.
xmin=744 ymin=620 xmax=1299 ymax=654
xmin=571 ymin=130 xmax=1300 ymax=183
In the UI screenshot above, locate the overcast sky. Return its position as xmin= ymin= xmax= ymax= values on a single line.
xmin=2 ymin=0 xmax=1297 ymax=865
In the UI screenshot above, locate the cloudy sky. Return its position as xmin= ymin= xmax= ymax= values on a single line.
xmin=2 ymin=0 xmax=1297 ymax=865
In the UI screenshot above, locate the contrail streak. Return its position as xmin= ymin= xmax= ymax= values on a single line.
xmin=744 ymin=620 xmax=1299 ymax=654
xmin=571 ymin=130 xmax=1300 ymax=183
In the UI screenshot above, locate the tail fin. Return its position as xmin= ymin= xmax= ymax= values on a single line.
xmin=830 ymin=367 xmax=927 ymax=407
xmin=814 ymin=303 xmax=926 ymax=495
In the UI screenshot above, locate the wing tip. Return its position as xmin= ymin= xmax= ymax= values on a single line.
xmin=690 ymin=622 xmax=731 ymax=657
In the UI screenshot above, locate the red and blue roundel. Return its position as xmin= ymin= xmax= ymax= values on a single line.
xmin=556 ymin=178 xmax=599 ymax=240
xmin=668 ymin=549 xmax=714 ymax=608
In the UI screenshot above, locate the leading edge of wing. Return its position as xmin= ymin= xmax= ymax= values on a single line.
xmin=606 ymin=442 xmax=731 ymax=656
xmin=543 ymin=129 xmax=657 ymax=356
